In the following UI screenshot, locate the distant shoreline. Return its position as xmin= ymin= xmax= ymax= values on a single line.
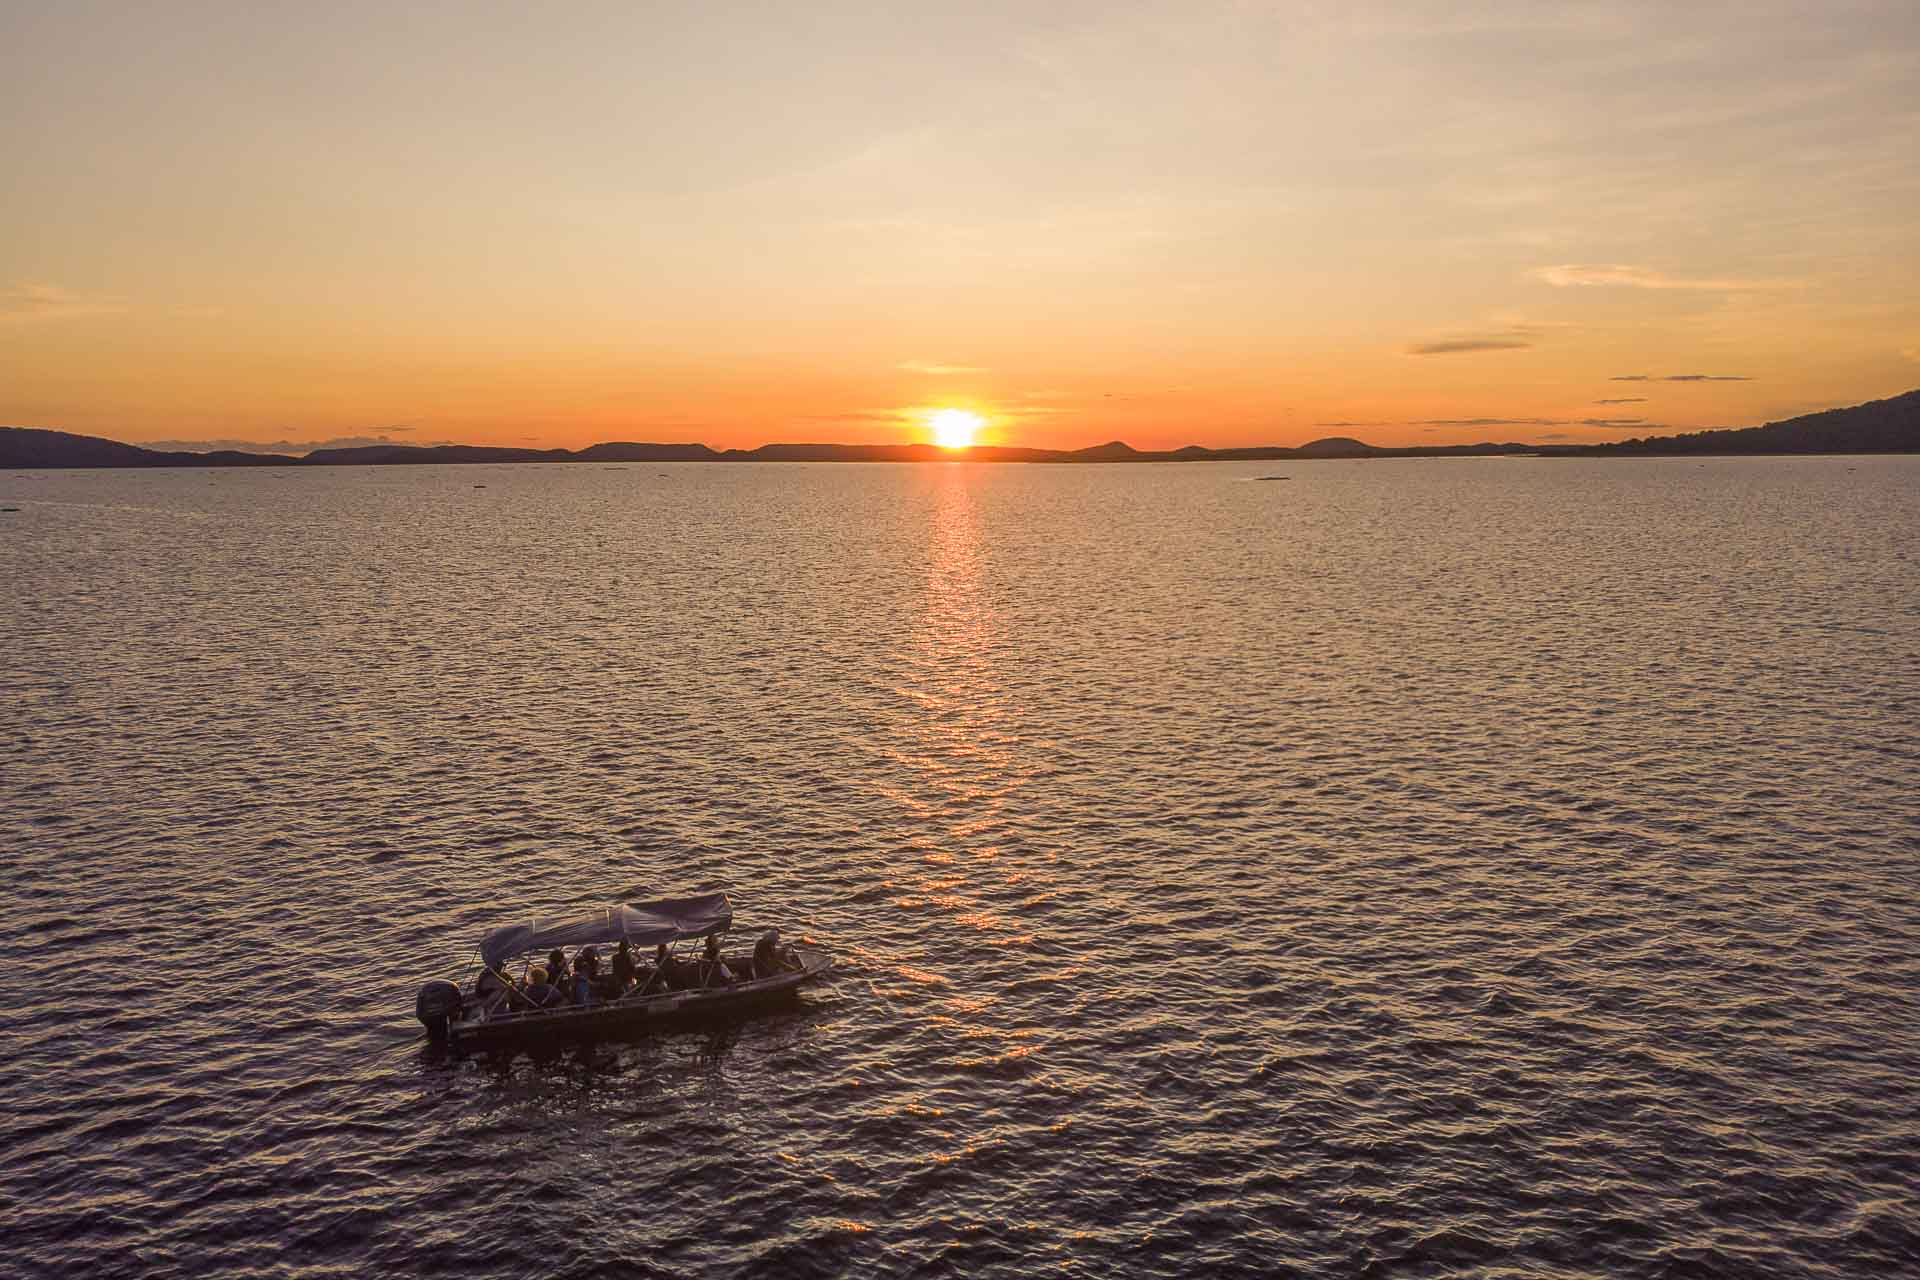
xmin=7 ymin=449 xmax=1920 ymax=473
xmin=3 ymin=389 xmax=1914 ymax=469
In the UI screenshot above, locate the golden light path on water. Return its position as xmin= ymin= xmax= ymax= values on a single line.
xmin=860 ymin=467 xmax=1050 ymax=1101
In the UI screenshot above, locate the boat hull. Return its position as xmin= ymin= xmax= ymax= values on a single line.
xmin=445 ymin=947 xmax=831 ymax=1049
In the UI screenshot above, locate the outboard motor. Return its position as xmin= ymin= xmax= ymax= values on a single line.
xmin=416 ymin=980 xmax=463 ymax=1041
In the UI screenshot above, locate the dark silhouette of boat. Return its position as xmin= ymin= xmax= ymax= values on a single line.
xmin=414 ymin=893 xmax=830 ymax=1049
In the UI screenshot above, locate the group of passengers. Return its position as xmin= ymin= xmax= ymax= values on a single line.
xmin=473 ymin=931 xmax=796 ymax=1013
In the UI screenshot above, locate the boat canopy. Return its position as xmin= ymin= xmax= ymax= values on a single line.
xmin=480 ymin=893 xmax=733 ymax=970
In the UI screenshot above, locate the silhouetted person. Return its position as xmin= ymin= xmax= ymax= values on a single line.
xmin=703 ymin=933 xmax=734 ymax=986
xmin=473 ymin=966 xmax=512 ymax=1014
xmin=754 ymin=929 xmax=783 ymax=979
xmin=648 ymin=943 xmax=681 ymax=991
xmin=522 ymin=966 xmax=562 ymax=1008
xmin=611 ymin=940 xmax=638 ymax=993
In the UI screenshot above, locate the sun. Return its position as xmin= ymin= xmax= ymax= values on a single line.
xmin=928 ymin=408 xmax=984 ymax=450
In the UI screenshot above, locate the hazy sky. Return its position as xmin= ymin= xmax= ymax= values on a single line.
xmin=4 ymin=1 xmax=1917 ymax=449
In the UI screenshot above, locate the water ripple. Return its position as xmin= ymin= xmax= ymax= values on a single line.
xmin=2 ymin=457 xmax=1918 ymax=1277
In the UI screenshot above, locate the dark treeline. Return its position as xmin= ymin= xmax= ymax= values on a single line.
xmin=1578 ymin=389 xmax=1919 ymax=455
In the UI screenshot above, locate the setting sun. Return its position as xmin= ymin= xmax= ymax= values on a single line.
xmin=929 ymin=409 xmax=984 ymax=450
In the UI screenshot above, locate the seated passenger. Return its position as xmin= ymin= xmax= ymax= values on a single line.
xmin=753 ymin=929 xmax=783 ymax=979
xmin=576 ymin=947 xmax=602 ymax=981
xmin=703 ymin=934 xmax=735 ymax=986
xmin=546 ymin=949 xmax=570 ymax=988
xmin=610 ymin=940 xmax=638 ymax=992
xmin=522 ymin=966 xmax=562 ymax=1008
xmin=572 ymin=967 xmax=594 ymax=1006
xmin=652 ymin=944 xmax=685 ymax=991
xmin=472 ymin=971 xmax=510 ymax=1013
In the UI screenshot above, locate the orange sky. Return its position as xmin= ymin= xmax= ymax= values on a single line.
xmin=4 ymin=3 xmax=1917 ymax=452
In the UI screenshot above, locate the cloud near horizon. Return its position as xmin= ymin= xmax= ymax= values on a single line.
xmin=1611 ymin=374 xmax=1751 ymax=382
xmin=1595 ymin=397 xmax=1648 ymax=404
xmin=899 ymin=360 xmax=987 ymax=375
xmin=1533 ymin=264 xmax=1787 ymax=290
xmin=1 ymin=282 xmax=128 ymax=325
xmin=1406 ymin=338 xmax=1532 ymax=356
xmin=1414 ymin=417 xmax=1560 ymax=426
xmin=1411 ymin=416 xmax=1659 ymax=430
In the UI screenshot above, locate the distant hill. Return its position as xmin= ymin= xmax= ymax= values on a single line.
xmin=0 ymin=426 xmax=295 ymax=468
xmin=1292 ymin=436 xmax=1372 ymax=459
xmin=300 ymin=443 xmax=575 ymax=465
xmin=574 ymin=442 xmax=720 ymax=462
xmin=1068 ymin=440 xmax=1140 ymax=461
xmin=4 ymin=390 xmax=1915 ymax=470
xmin=1580 ymin=389 xmax=1920 ymax=455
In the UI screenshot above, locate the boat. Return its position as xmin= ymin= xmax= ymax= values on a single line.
xmin=413 ymin=892 xmax=831 ymax=1048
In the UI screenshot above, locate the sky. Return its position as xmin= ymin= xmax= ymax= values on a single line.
xmin=3 ymin=0 xmax=1918 ymax=451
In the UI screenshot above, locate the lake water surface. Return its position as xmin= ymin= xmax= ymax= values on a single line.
xmin=3 ymin=457 xmax=1918 ymax=1277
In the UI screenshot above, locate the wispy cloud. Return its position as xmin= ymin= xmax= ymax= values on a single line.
xmin=899 ymin=360 xmax=987 ymax=375
xmin=1610 ymin=374 xmax=1751 ymax=382
xmin=0 ymin=282 xmax=129 ymax=325
xmin=1904 ymin=346 xmax=1920 ymax=364
xmin=1595 ymin=397 xmax=1647 ymax=404
xmin=798 ymin=409 xmax=917 ymax=424
xmin=1412 ymin=416 xmax=1663 ymax=431
xmin=1405 ymin=316 xmax=1564 ymax=357
xmin=1406 ymin=338 xmax=1532 ymax=356
xmin=1532 ymin=264 xmax=1788 ymax=290
xmin=1414 ymin=417 xmax=1561 ymax=426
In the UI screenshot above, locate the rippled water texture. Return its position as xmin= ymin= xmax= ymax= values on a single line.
xmin=4 ymin=457 xmax=1919 ymax=1277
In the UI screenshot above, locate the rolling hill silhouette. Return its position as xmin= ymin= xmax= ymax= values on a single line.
xmin=4 ymin=390 xmax=1914 ymax=469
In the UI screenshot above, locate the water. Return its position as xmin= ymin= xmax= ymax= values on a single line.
xmin=3 ymin=457 xmax=1917 ymax=1277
